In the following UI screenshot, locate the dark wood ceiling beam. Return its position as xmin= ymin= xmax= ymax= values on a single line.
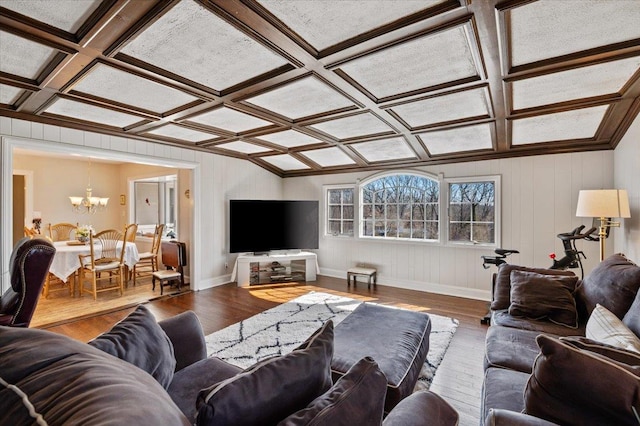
xmin=467 ymin=0 xmax=507 ymax=152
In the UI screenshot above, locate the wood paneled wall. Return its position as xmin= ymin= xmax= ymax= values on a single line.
xmin=614 ymin=113 xmax=640 ymax=261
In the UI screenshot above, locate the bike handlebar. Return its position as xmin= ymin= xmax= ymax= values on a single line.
xmin=557 ymin=225 xmax=598 ymax=241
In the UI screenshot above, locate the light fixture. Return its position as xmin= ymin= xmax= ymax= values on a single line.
xmin=69 ymin=160 xmax=109 ymax=214
xmin=576 ymin=189 xmax=631 ymax=261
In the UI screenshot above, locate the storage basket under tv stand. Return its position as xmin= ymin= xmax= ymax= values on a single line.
xmin=235 ymin=252 xmax=317 ymax=286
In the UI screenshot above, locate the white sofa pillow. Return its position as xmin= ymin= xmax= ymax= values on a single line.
xmin=586 ymin=303 xmax=640 ymax=353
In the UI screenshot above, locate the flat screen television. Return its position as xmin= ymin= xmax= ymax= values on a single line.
xmin=229 ymin=200 xmax=319 ymax=253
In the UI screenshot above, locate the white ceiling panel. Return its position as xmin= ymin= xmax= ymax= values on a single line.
xmin=187 ymin=107 xmax=274 ymax=133
xmin=262 ymin=154 xmax=311 ymax=170
xmin=146 ymin=124 xmax=216 ymax=143
xmin=512 ymin=56 xmax=640 ymax=110
xmin=309 ymin=113 xmax=394 ymax=139
xmin=120 ymin=0 xmax=290 ymax=91
xmin=511 ymin=105 xmax=609 ymax=145
xmin=0 ymin=30 xmax=59 ymax=79
xmin=509 ymin=0 xmax=640 ymax=66
xmin=245 ymin=76 xmax=354 ymax=119
xmin=43 ymin=98 xmax=143 ymax=128
xmin=390 ymin=87 xmax=490 ymax=128
xmin=0 ymin=83 xmax=24 ymax=105
xmin=300 ymin=147 xmax=356 ymax=167
xmin=350 ymin=137 xmax=416 ymax=162
xmin=72 ymin=64 xmax=199 ymax=113
xmin=1 ymin=0 xmax=101 ymax=33
xmin=417 ymin=123 xmax=493 ymax=155
xmin=338 ymin=24 xmax=478 ymax=99
xmin=257 ymin=0 xmax=442 ymax=51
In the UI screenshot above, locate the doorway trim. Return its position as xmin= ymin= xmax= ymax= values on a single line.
xmin=1 ymin=135 xmax=201 ymax=294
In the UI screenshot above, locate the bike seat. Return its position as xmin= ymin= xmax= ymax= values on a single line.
xmin=495 ymin=249 xmax=519 ymax=256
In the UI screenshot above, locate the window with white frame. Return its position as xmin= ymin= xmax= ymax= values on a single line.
xmin=446 ymin=176 xmax=500 ymax=245
xmin=325 ymin=185 xmax=354 ymax=236
xmin=360 ymin=172 xmax=439 ymax=241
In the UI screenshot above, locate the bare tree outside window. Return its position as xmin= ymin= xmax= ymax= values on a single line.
xmin=448 ymin=180 xmax=496 ymax=244
xmin=361 ymin=174 xmax=439 ymax=241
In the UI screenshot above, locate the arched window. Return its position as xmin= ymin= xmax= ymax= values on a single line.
xmin=360 ymin=172 xmax=439 ymax=241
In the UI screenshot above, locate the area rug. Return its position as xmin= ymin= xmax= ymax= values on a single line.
xmin=205 ymin=291 xmax=459 ymax=390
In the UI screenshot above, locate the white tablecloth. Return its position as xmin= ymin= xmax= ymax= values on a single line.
xmin=50 ymin=241 xmax=140 ymax=282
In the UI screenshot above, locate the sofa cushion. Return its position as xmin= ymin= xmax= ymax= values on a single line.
xmin=88 ymin=304 xmax=176 ymax=389
xmin=587 ymin=303 xmax=640 ymax=353
xmin=196 ymin=320 xmax=334 ymax=426
xmin=523 ymin=334 xmax=640 ymax=426
xmin=576 ymin=253 xmax=640 ymax=319
xmin=0 ymin=326 xmax=189 ymax=425
xmin=484 ymin=326 xmax=543 ymax=373
xmin=481 ymin=367 xmax=530 ymax=424
xmin=508 ymin=271 xmax=579 ymax=328
xmin=560 ymin=336 xmax=640 ymax=366
xmin=623 ymin=289 xmax=640 ymax=337
xmin=492 ymin=264 xmax=575 ymax=311
xmin=168 ymin=356 xmax=242 ymax=423
xmin=278 ymin=357 xmax=386 ymax=426
xmin=490 ymin=309 xmax=586 ymax=336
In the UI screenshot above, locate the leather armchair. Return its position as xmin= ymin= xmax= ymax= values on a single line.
xmin=0 ymin=237 xmax=56 ymax=327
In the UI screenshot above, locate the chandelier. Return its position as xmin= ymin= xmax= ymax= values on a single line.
xmin=69 ymin=160 xmax=109 ymax=214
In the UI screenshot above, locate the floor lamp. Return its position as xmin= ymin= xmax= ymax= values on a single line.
xmin=576 ymin=189 xmax=631 ymax=261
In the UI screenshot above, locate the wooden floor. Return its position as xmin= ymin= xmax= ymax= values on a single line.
xmin=40 ymin=275 xmax=489 ymax=426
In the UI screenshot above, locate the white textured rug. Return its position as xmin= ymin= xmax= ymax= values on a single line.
xmin=205 ymin=291 xmax=459 ymax=390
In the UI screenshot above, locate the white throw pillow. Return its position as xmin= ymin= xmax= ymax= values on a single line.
xmin=586 ymin=303 xmax=640 ymax=353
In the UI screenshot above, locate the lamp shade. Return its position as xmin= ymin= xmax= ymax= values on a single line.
xmin=576 ymin=189 xmax=631 ymax=218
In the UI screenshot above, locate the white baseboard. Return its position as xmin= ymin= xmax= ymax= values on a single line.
xmin=319 ymin=268 xmax=491 ymax=301
xmin=195 ymin=274 xmax=233 ymax=290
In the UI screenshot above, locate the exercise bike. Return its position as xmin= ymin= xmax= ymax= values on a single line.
xmin=479 ymin=225 xmax=598 ymax=324
xmin=481 ymin=225 xmax=598 ymax=277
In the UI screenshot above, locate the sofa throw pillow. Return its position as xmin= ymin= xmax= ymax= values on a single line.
xmin=277 ymin=357 xmax=387 ymax=426
xmin=196 ymin=321 xmax=334 ymax=426
xmin=576 ymin=253 xmax=640 ymax=319
xmin=88 ymin=304 xmax=176 ymax=389
xmin=508 ymin=270 xmax=579 ymax=328
xmin=560 ymin=336 xmax=640 ymax=367
xmin=524 ymin=334 xmax=640 ymax=426
xmin=587 ymin=304 xmax=640 ymax=353
xmin=491 ymin=264 xmax=575 ymax=310
xmin=624 ymin=289 xmax=640 ymax=338
xmin=0 ymin=326 xmax=189 ymax=425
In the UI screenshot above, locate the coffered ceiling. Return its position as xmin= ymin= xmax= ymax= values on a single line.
xmin=1 ymin=0 xmax=639 ymax=177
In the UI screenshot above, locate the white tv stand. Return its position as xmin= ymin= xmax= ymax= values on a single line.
xmin=234 ymin=252 xmax=318 ymax=286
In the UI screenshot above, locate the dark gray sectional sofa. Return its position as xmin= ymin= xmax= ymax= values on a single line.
xmin=481 ymin=254 xmax=640 ymax=425
xmin=0 ymin=304 xmax=458 ymax=426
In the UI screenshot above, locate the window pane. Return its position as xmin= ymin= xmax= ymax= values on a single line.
xmin=387 ymin=221 xmax=398 ymax=238
xmin=449 ymin=223 xmax=470 ymax=241
xmin=363 ymin=220 xmax=373 ymax=236
xmin=374 ymin=221 xmax=385 ymax=236
xmin=329 ymin=190 xmax=341 ymax=204
xmin=343 ymin=189 xmax=354 ymax=203
xmin=329 ymin=206 xmax=341 ymax=219
xmin=472 ymin=224 xmax=495 ymax=243
xmin=343 ymin=221 xmax=354 ymax=236
xmin=399 ymin=221 xmax=411 ymax=238
xmin=425 ymin=222 xmax=439 ymax=239
xmin=343 ymin=205 xmax=354 ymax=218
xmin=412 ymin=221 xmax=424 ymax=239
xmin=362 ymin=204 xmax=372 ymax=219
xmin=412 ymin=205 xmax=425 ymax=220
xmin=386 ymin=204 xmax=397 ymax=219
xmin=328 ymin=221 xmax=341 ymax=235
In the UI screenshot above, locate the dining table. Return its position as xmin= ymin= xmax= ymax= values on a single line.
xmin=49 ymin=240 xmax=140 ymax=286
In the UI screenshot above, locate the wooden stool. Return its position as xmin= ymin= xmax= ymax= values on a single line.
xmin=347 ymin=267 xmax=377 ymax=288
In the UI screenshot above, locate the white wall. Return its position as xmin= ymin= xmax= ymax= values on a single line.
xmin=14 ymin=154 xmax=124 ymax=232
xmin=0 ymin=117 xmax=283 ymax=292
xmin=284 ymin=151 xmax=614 ymax=300
xmin=614 ymin=113 xmax=640 ymax=261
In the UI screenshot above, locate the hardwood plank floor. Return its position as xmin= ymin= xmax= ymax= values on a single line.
xmin=40 ymin=275 xmax=489 ymax=425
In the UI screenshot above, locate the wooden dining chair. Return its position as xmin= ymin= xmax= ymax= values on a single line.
xmin=77 ymin=229 xmax=126 ymax=300
xmin=123 ymin=223 xmax=138 ymax=285
xmin=132 ymin=224 xmax=164 ymax=286
xmin=48 ymin=223 xmax=78 ymax=242
xmin=23 ymin=227 xmax=38 ymax=237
